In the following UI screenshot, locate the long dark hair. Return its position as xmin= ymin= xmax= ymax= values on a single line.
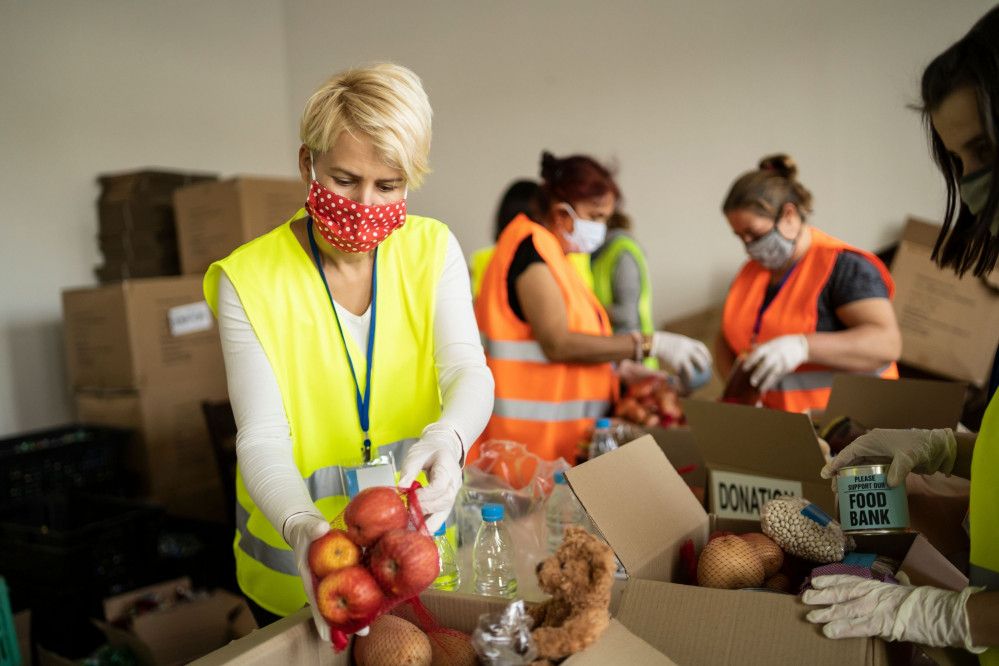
xmin=920 ymin=5 xmax=999 ymax=277
xmin=493 ymin=180 xmax=540 ymax=241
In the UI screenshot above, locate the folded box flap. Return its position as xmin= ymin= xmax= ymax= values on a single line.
xmin=822 ymin=375 xmax=965 ymax=431
xmin=565 ymin=436 xmax=707 ymax=582
xmin=615 ymin=579 xmax=883 ymax=666
xmin=563 ymin=618 xmax=678 ymax=665
xmin=681 ymin=399 xmax=826 ymax=482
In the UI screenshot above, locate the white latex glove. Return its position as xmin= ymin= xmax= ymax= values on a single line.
xmin=820 ymin=428 xmax=957 ymax=487
xmin=284 ymin=512 xmax=333 ymax=642
xmin=651 ymin=332 xmax=711 ymax=381
xmin=618 ymin=358 xmax=667 ymax=386
xmin=399 ymin=422 xmax=463 ymax=535
xmin=803 ymin=575 xmax=986 ymax=653
xmin=741 ymin=334 xmax=809 ymax=393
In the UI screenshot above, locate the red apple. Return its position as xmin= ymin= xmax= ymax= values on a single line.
xmin=344 ymin=486 xmax=409 ymax=547
xmin=309 ymin=529 xmax=361 ymax=578
xmin=368 ymin=528 xmax=440 ymax=599
xmin=314 ymin=565 xmax=384 ymax=626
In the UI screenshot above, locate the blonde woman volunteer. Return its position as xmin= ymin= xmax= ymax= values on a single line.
xmin=204 ymin=64 xmax=493 ymax=639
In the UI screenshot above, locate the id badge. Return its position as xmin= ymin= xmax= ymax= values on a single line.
xmin=341 ymin=453 xmax=397 ymax=500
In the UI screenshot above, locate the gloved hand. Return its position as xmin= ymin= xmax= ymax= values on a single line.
xmin=651 ymin=332 xmax=711 ymax=381
xmin=399 ymin=422 xmax=463 ymax=535
xmin=820 ymin=428 xmax=957 ymax=487
xmin=803 ymin=575 xmax=986 ymax=653
xmin=618 ymin=358 xmax=667 ymax=386
xmin=284 ymin=511 xmax=333 ymax=642
xmin=741 ymin=334 xmax=809 ymax=393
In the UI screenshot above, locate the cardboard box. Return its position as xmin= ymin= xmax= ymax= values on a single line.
xmin=680 ymin=399 xmax=835 ymax=519
xmin=190 ymin=589 xmax=676 ymax=666
xmin=92 ymin=577 xmax=255 ymax=666
xmin=96 ymin=170 xmax=218 ymax=284
xmin=890 ymin=217 xmax=999 ymax=387
xmin=173 ymin=176 xmax=306 ymax=275
xmin=75 ymin=378 xmax=229 ymax=518
xmin=820 ymin=374 xmax=972 ymax=562
xmin=562 ymin=436 xmax=967 ymax=666
xmin=62 ymin=275 xmax=226 ymax=391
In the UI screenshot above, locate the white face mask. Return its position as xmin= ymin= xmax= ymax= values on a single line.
xmin=560 ymin=203 xmax=607 ymax=253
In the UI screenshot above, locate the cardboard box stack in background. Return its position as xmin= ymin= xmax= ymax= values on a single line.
xmin=63 ymin=275 xmax=230 ymax=523
xmin=96 ymin=170 xmax=217 ymax=283
xmin=890 ymin=216 xmax=999 ymax=388
xmin=173 ymin=176 xmax=305 ymax=276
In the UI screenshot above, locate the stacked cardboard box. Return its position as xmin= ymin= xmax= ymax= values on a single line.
xmin=173 ymin=176 xmax=306 ymax=275
xmin=62 ymin=275 xmax=230 ymax=523
xmin=96 ymin=170 xmax=217 ymax=282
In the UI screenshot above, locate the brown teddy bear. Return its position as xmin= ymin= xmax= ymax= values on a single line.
xmin=526 ymin=526 xmax=617 ymax=664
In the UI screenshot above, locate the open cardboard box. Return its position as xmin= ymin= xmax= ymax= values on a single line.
xmin=562 ymin=436 xmax=968 ymax=666
xmin=189 ymin=588 xmax=676 ymax=665
xmin=679 ymin=399 xmax=835 ymax=520
xmin=93 ymin=577 xmax=256 ymax=666
xmin=821 ymin=374 xmax=972 ymax=564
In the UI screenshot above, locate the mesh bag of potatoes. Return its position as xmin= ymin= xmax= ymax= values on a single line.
xmin=695 ymin=531 xmax=790 ymax=591
xmin=759 ymin=495 xmax=854 ymax=564
xmin=353 ymin=604 xmax=479 ymax=666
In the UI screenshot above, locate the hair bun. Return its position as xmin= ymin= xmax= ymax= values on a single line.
xmin=758 ymin=153 xmax=798 ymax=181
xmin=540 ymin=151 xmax=561 ymax=182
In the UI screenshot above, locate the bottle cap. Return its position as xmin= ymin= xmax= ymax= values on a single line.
xmin=595 ymin=417 xmax=611 ymax=429
xmin=481 ymin=503 xmax=504 ymax=521
xmin=434 ymin=523 xmax=446 ymax=537
xmin=553 ymin=470 xmax=567 ymax=485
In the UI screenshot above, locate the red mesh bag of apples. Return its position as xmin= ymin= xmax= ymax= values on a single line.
xmin=614 ymin=376 xmax=685 ymax=428
xmin=309 ymin=482 xmax=449 ymax=652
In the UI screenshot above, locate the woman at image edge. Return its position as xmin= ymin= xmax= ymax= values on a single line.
xmin=805 ymin=7 xmax=999 ymax=659
xmin=203 ymin=64 xmax=494 ymax=641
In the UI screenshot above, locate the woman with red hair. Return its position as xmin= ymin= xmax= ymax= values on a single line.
xmin=473 ymin=151 xmax=710 ymax=464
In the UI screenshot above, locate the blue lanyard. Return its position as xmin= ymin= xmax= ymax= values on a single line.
xmin=307 ymin=218 xmax=377 ymax=462
xmin=751 ymin=261 xmax=799 ymax=345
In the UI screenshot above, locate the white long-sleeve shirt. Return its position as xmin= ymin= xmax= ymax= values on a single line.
xmin=216 ymin=229 xmax=494 ymax=536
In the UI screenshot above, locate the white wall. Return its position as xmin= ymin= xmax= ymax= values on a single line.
xmin=0 ymin=0 xmax=993 ymax=436
xmin=0 ymin=1 xmax=295 ymax=435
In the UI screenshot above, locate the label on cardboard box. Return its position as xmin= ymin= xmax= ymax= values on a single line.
xmin=709 ymin=469 xmax=802 ymax=520
xmin=168 ymin=301 xmax=214 ymax=336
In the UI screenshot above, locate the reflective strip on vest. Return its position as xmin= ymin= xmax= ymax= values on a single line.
xmin=235 ymin=438 xmax=416 ymax=577
xmin=774 ymin=364 xmax=893 ymax=393
xmin=494 ymin=397 xmax=611 ymax=422
xmin=481 ymin=336 xmax=548 ymax=363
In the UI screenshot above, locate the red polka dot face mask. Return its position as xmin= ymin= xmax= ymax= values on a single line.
xmin=305 ymin=171 xmax=407 ymax=254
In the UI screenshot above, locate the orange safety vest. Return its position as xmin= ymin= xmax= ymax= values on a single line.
xmin=722 ymin=227 xmax=898 ymax=413
xmin=473 ymin=214 xmax=617 ymax=464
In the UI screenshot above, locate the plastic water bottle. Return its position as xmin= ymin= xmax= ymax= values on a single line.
xmin=473 ymin=503 xmax=517 ymax=598
xmin=546 ymin=470 xmax=588 ymax=554
xmin=431 ymin=523 xmax=460 ymax=591
xmin=588 ymin=417 xmax=617 ymax=460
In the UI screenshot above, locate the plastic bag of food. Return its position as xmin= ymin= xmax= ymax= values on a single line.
xmin=760 ymin=495 xmax=854 ymax=564
xmin=471 ymin=600 xmax=537 ymax=665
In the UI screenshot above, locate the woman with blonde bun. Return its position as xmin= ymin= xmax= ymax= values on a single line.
xmin=717 ymin=153 xmax=901 ymax=413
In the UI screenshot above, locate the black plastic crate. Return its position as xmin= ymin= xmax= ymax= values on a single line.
xmin=0 ymin=492 xmax=163 ymax=600
xmin=0 ymin=425 xmax=130 ymax=507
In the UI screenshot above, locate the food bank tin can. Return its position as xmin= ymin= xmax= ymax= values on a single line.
xmin=836 ymin=465 xmax=909 ymax=534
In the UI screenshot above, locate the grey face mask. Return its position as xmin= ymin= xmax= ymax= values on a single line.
xmin=746 ymin=224 xmax=795 ymax=270
xmin=959 ymin=167 xmax=998 ymax=235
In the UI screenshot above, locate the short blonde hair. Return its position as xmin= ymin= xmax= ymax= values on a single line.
xmin=300 ymin=63 xmax=432 ymax=188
